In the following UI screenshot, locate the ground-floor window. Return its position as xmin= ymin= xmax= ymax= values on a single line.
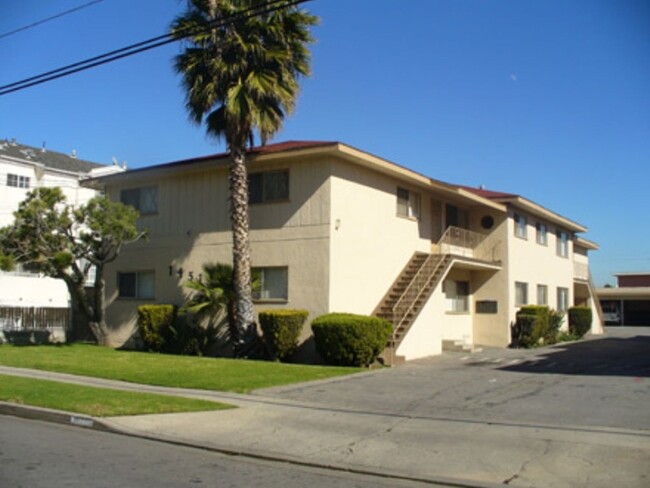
xmin=557 ymin=287 xmax=569 ymax=312
xmin=118 ymin=270 xmax=155 ymax=299
xmin=515 ymin=281 xmax=528 ymax=306
xmin=537 ymin=284 xmax=548 ymax=306
xmin=252 ymin=267 xmax=288 ymax=301
xmin=445 ymin=280 xmax=470 ymax=312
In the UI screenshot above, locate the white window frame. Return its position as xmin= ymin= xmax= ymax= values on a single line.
xmin=537 ymin=284 xmax=548 ymax=305
xmin=515 ymin=281 xmax=528 ymax=306
xmin=514 ymin=213 xmax=527 ymax=239
xmin=536 ymin=222 xmax=548 ymax=246
xmin=120 ymin=186 xmax=158 ymax=215
xmin=7 ymin=173 xmax=30 ymax=188
xmin=556 ymin=230 xmax=569 ymax=258
xmin=117 ymin=270 xmax=155 ymax=299
xmin=252 ymin=266 xmax=288 ymax=302
xmin=445 ymin=280 xmax=470 ymax=313
xmin=397 ymin=187 xmax=421 ymax=220
xmin=557 ymin=287 xmax=569 ymax=312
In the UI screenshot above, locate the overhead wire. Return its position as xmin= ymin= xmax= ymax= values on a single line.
xmin=0 ymin=0 xmax=312 ymax=97
xmin=0 ymin=0 xmax=105 ymax=41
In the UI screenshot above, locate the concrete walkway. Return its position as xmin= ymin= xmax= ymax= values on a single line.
xmin=2 ymin=346 xmax=649 ymax=488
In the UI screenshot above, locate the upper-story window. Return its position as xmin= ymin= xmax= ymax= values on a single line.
xmin=7 ymin=174 xmax=30 ymax=188
xmin=248 ymin=170 xmax=289 ymax=204
xmin=120 ymin=186 xmax=158 ymax=215
xmin=397 ymin=187 xmax=421 ymax=219
xmin=556 ymin=230 xmax=569 ymax=258
xmin=536 ymin=222 xmax=548 ymax=245
xmin=514 ymin=213 xmax=527 ymax=239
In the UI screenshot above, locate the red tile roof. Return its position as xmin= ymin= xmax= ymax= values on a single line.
xmin=458 ymin=185 xmax=518 ymax=200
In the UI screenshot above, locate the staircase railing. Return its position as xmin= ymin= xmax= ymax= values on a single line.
xmin=392 ymin=254 xmax=448 ymax=332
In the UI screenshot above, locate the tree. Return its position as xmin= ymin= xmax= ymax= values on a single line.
xmin=182 ymin=263 xmax=236 ymax=341
xmin=0 ymin=187 xmax=144 ymax=345
xmin=171 ymin=0 xmax=317 ymax=357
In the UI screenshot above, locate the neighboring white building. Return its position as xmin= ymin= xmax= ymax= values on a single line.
xmin=87 ymin=141 xmax=603 ymax=361
xmin=0 ymin=139 xmax=124 ymax=310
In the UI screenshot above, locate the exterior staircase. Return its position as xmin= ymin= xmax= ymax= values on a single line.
xmin=374 ymin=252 xmax=451 ymax=365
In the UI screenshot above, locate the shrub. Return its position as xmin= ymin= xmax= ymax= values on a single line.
xmin=138 ymin=305 xmax=177 ymax=352
xmin=511 ymin=306 xmax=563 ymax=348
xmin=167 ymin=318 xmax=219 ymax=357
xmin=311 ymin=313 xmax=392 ymax=367
xmin=568 ymin=307 xmax=592 ymax=338
xmin=259 ymin=309 xmax=308 ymax=361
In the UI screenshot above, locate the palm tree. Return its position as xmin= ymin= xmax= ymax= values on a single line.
xmin=182 ymin=262 xmax=237 ymax=341
xmin=171 ymin=0 xmax=316 ymax=357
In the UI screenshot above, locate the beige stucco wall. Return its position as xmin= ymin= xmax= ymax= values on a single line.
xmin=103 ymin=157 xmax=332 ymax=346
xmin=396 ymin=286 xmax=445 ymax=360
xmin=440 ymin=268 xmax=474 ymax=342
xmin=506 ymin=208 xmax=575 ymax=331
xmin=328 ymin=160 xmax=432 ymax=315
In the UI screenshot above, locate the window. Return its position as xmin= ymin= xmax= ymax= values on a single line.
xmin=397 ymin=187 xmax=421 ymax=219
xmin=248 ymin=170 xmax=289 ymax=204
xmin=537 ymin=284 xmax=548 ymax=305
xmin=252 ymin=267 xmax=288 ymax=301
xmin=557 ymin=287 xmax=569 ymax=312
xmin=556 ymin=230 xmax=569 ymax=257
xmin=6 ymin=174 xmax=30 ymax=188
xmin=445 ymin=280 xmax=470 ymax=312
xmin=118 ymin=271 xmax=155 ymax=299
xmin=515 ymin=282 xmax=528 ymax=306
xmin=514 ymin=213 xmax=527 ymax=239
xmin=536 ymin=222 xmax=548 ymax=245
xmin=120 ymin=187 xmax=158 ymax=214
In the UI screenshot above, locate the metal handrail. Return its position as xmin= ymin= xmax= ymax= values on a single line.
xmin=392 ymin=254 xmax=446 ymax=332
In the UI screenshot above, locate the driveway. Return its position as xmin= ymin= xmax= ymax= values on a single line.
xmin=257 ymin=327 xmax=650 ymax=431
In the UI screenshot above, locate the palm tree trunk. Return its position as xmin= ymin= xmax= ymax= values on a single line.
xmin=228 ymin=147 xmax=259 ymax=357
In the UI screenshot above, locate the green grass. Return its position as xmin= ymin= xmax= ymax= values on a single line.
xmin=0 ymin=374 xmax=232 ymax=417
xmin=0 ymin=344 xmax=359 ymax=393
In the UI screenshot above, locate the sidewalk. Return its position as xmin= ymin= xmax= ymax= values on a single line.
xmin=1 ymin=365 xmax=649 ymax=488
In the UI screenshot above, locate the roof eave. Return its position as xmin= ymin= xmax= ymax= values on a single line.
xmin=498 ymin=196 xmax=587 ymax=233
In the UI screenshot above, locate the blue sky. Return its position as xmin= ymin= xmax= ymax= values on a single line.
xmin=1 ymin=0 xmax=648 ymax=286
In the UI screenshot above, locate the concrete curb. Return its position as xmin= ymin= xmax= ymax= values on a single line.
xmin=0 ymin=401 xmax=504 ymax=488
xmin=0 ymin=401 xmax=114 ymax=433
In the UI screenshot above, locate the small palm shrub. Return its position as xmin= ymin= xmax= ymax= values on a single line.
xmin=311 ymin=313 xmax=392 ymax=367
xmin=259 ymin=309 xmax=309 ymax=361
xmin=138 ymin=304 xmax=177 ymax=352
xmin=568 ymin=307 xmax=592 ymax=338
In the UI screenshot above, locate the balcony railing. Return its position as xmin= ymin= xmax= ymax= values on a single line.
xmin=574 ymin=262 xmax=590 ymax=281
xmin=437 ymin=226 xmax=501 ymax=263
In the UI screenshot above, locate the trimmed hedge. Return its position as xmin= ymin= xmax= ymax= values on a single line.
xmin=568 ymin=307 xmax=592 ymax=338
xmin=511 ymin=305 xmax=563 ymax=348
xmin=259 ymin=309 xmax=309 ymax=361
xmin=311 ymin=313 xmax=392 ymax=367
xmin=138 ymin=304 xmax=177 ymax=352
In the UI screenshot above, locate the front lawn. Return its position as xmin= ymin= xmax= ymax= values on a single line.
xmin=0 ymin=374 xmax=232 ymax=417
xmin=0 ymin=344 xmax=359 ymax=393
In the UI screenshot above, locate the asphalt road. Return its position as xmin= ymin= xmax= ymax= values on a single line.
xmin=0 ymin=416 xmax=454 ymax=488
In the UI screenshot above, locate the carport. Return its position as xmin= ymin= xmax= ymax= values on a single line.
xmin=597 ymin=287 xmax=650 ymax=326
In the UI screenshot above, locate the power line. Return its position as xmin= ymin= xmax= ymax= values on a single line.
xmin=0 ymin=0 xmax=311 ymax=97
xmin=0 ymin=0 xmax=106 ymax=41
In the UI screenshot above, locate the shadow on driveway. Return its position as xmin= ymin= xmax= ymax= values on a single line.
xmin=497 ymin=334 xmax=650 ymax=378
